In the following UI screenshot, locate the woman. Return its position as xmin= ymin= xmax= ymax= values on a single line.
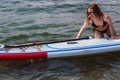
xmin=76 ymin=4 xmax=117 ymax=39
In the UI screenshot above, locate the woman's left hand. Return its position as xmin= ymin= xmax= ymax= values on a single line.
xmin=111 ymin=36 xmax=118 ymax=39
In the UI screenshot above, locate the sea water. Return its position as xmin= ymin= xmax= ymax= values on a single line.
xmin=0 ymin=0 xmax=120 ymax=80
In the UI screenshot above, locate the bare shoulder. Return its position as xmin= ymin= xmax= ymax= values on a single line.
xmin=103 ymin=13 xmax=112 ymax=22
xmin=103 ymin=13 xmax=111 ymax=19
xmin=84 ymin=17 xmax=91 ymax=24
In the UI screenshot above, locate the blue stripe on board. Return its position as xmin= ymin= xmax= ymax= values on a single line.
xmin=45 ymin=42 xmax=120 ymax=52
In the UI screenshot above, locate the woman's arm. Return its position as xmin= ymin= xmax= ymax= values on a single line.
xmin=105 ymin=14 xmax=117 ymax=39
xmin=76 ymin=18 xmax=89 ymax=39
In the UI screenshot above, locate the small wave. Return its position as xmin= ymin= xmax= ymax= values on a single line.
xmin=1 ymin=35 xmax=29 ymax=44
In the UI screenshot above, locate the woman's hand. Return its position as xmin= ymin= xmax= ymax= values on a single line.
xmin=111 ymin=35 xmax=118 ymax=39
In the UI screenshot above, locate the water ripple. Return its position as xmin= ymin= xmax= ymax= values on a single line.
xmin=0 ymin=0 xmax=120 ymax=80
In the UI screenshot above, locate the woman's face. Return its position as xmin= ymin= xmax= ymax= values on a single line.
xmin=88 ymin=8 xmax=95 ymax=15
xmin=87 ymin=8 xmax=97 ymax=19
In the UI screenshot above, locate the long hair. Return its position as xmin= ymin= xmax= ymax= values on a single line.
xmin=86 ymin=4 xmax=103 ymax=19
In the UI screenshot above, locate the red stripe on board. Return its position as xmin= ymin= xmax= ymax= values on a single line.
xmin=0 ymin=52 xmax=48 ymax=60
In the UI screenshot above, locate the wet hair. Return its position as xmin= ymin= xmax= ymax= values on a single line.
xmin=86 ymin=4 xmax=103 ymax=19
